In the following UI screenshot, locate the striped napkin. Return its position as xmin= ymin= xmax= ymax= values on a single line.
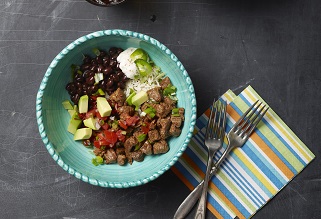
xmin=171 ymin=85 xmax=315 ymax=219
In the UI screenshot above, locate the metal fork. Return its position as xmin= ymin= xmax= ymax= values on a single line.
xmin=194 ymin=100 xmax=227 ymax=219
xmin=174 ymin=100 xmax=269 ymax=219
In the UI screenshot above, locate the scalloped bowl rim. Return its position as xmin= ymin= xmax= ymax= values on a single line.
xmin=36 ymin=29 xmax=197 ymax=188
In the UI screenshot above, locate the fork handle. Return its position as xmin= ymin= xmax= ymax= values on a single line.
xmin=194 ymin=154 xmax=215 ymax=219
xmin=173 ymin=146 xmax=235 ymax=219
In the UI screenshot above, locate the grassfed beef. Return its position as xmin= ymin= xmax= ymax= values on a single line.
xmin=109 ymin=88 xmax=126 ymax=106
xmin=104 ymin=149 xmax=117 ymax=164
xmin=117 ymin=154 xmax=127 ymax=166
xmin=124 ymin=136 xmax=138 ymax=153
xmin=153 ymin=140 xmax=169 ymax=154
xmin=171 ymin=115 xmax=182 ymax=128
xmin=169 ymin=124 xmax=181 ymax=137
xmin=160 ymin=77 xmax=171 ymax=89
xmin=117 ymin=106 xmax=134 ymax=116
xmin=130 ymin=150 xmax=145 ymax=162
xmin=140 ymin=141 xmax=153 ymax=155
xmin=157 ymin=117 xmax=171 ymax=139
xmin=147 ymin=87 xmax=163 ymax=102
xmin=116 ymin=147 xmax=126 ymax=155
xmin=148 ymin=129 xmax=161 ymax=143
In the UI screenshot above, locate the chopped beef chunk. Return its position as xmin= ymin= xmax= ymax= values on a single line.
xmin=130 ymin=150 xmax=145 ymax=162
xmin=93 ymin=148 xmax=105 ymax=157
xmin=104 ymin=149 xmax=117 ymax=164
xmin=164 ymin=96 xmax=176 ymax=106
xmin=109 ymin=88 xmax=126 ymax=106
xmin=153 ymin=140 xmax=169 ymax=154
xmin=154 ymin=103 xmax=169 ymax=118
xmin=117 ymin=154 xmax=127 ymax=166
xmin=117 ymin=106 xmax=134 ymax=116
xmin=149 ymin=120 xmax=157 ymax=130
xmin=141 ymin=102 xmax=150 ymax=112
xmin=178 ymin=108 xmax=185 ymax=121
xmin=160 ymin=77 xmax=172 ymax=89
xmin=140 ymin=141 xmax=153 ymax=155
xmin=161 ymin=102 xmax=173 ymax=117
xmin=171 ymin=115 xmax=182 ymax=128
xmin=148 ymin=129 xmax=160 ymax=143
xmin=116 ymin=147 xmax=126 ymax=155
xmin=157 ymin=117 xmax=171 ymax=139
xmin=147 ymin=87 xmax=163 ymax=102
xmin=124 ymin=136 xmax=138 ymax=153
xmin=169 ymin=124 xmax=181 ymax=137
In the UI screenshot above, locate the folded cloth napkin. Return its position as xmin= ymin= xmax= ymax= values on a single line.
xmin=171 ymin=85 xmax=315 ymax=219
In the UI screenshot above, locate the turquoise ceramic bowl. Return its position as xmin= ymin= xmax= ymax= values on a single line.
xmin=36 ymin=30 xmax=197 ymax=188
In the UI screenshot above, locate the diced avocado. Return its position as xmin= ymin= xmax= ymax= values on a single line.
xmin=130 ymin=48 xmax=148 ymax=61
xmin=132 ymin=91 xmax=148 ymax=107
xmin=126 ymin=91 xmax=136 ymax=105
xmin=84 ymin=117 xmax=99 ymax=130
xmin=97 ymin=97 xmax=112 ymax=117
xmin=68 ymin=109 xmax=76 ymax=117
xmin=74 ymin=128 xmax=92 ymax=141
xmin=78 ymin=95 xmax=88 ymax=113
xmin=74 ymin=105 xmax=78 ymax=111
xmin=67 ymin=113 xmax=82 ymax=134
xmin=62 ymin=100 xmax=73 ymax=110
xmin=135 ymin=59 xmax=152 ymax=77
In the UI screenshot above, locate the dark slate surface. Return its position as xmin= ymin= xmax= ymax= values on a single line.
xmin=0 ymin=0 xmax=320 ymax=218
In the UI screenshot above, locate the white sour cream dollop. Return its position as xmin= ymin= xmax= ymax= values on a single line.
xmin=116 ymin=47 xmax=138 ymax=79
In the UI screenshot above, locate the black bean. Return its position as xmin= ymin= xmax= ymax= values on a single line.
xmin=118 ymin=82 xmax=125 ymax=89
xmin=72 ymin=93 xmax=80 ymax=104
xmin=100 ymin=80 xmax=106 ymax=89
xmin=99 ymin=51 xmax=107 ymax=57
xmin=112 ymin=74 xmax=120 ymax=82
xmin=106 ymin=80 xmax=114 ymax=88
xmin=90 ymin=65 xmax=97 ymax=72
xmin=109 ymin=60 xmax=117 ymax=68
xmin=75 ymin=82 xmax=82 ymax=88
xmin=97 ymin=64 xmax=104 ymax=73
xmin=86 ymin=76 xmax=95 ymax=85
xmin=74 ymin=74 xmax=84 ymax=83
xmin=109 ymin=47 xmax=117 ymax=55
xmin=92 ymin=85 xmax=98 ymax=93
xmin=82 ymin=70 xmax=91 ymax=78
xmin=102 ymin=66 xmax=113 ymax=76
xmin=103 ymin=56 xmax=110 ymax=66
xmin=81 ymin=64 xmax=91 ymax=71
xmin=96 ymin=56 xmax=103 ymax=64
xmin=117 ymin=48 xmax=124 ymax=54
xmin=111 ymin=53 xmax=118 ymax=60
xmin=116 ymin=71 xmax=124 ymax=78
xmin=66 ymin=82 xmax=75 ymax=92
xmin=122 ymin=75 xmax=128 ymax=81
xmin=91 ymin=59 xmax=98 ymax=66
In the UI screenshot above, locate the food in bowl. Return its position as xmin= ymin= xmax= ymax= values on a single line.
xmin=37 ymin=30 xmax=196 ymax=188
xmin=63 ymin=47 xmax=185 ymax=166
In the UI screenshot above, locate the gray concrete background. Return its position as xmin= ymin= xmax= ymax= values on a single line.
xmin=0 ymin=0 xmax=320 ymax=218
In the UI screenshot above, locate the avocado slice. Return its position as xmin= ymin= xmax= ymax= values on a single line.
xmin=67 ymin=113 xmax=82 ymax=134
xmin=83 ymin=117 xmax=99 ymax=130
xmin=97 ymin=97 xmax=112 ymax=117
xmin=78 ymin=95 xmax=88 ymax=113
xmin=68 ymin=109 xmax=76 ymax=117
xmin=74 ymin=128 xmax=92 ymax=140
xmin=62 ymin=100 xmax=73 ymax=110
xmin=132 ymin=91 xmax=148 ymax=108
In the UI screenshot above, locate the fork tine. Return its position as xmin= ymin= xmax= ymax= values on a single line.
xmin=243 ymin=105 xmax=269 ymax=139
xmin=205 ymin=99 xmax=215 ymax=139
xmin=234 ymin=100 xmax=259 ymax=133
xmin=219 ymin=102 xmax=227 ymax=139
xmin=211 ymin=101 xmax=219 ymax=139
xmin=238 ymin=102 xmax=264 ymax=137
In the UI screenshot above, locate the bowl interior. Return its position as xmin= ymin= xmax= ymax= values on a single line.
xmin=39 ymin=31 xmax=196 ymax=187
